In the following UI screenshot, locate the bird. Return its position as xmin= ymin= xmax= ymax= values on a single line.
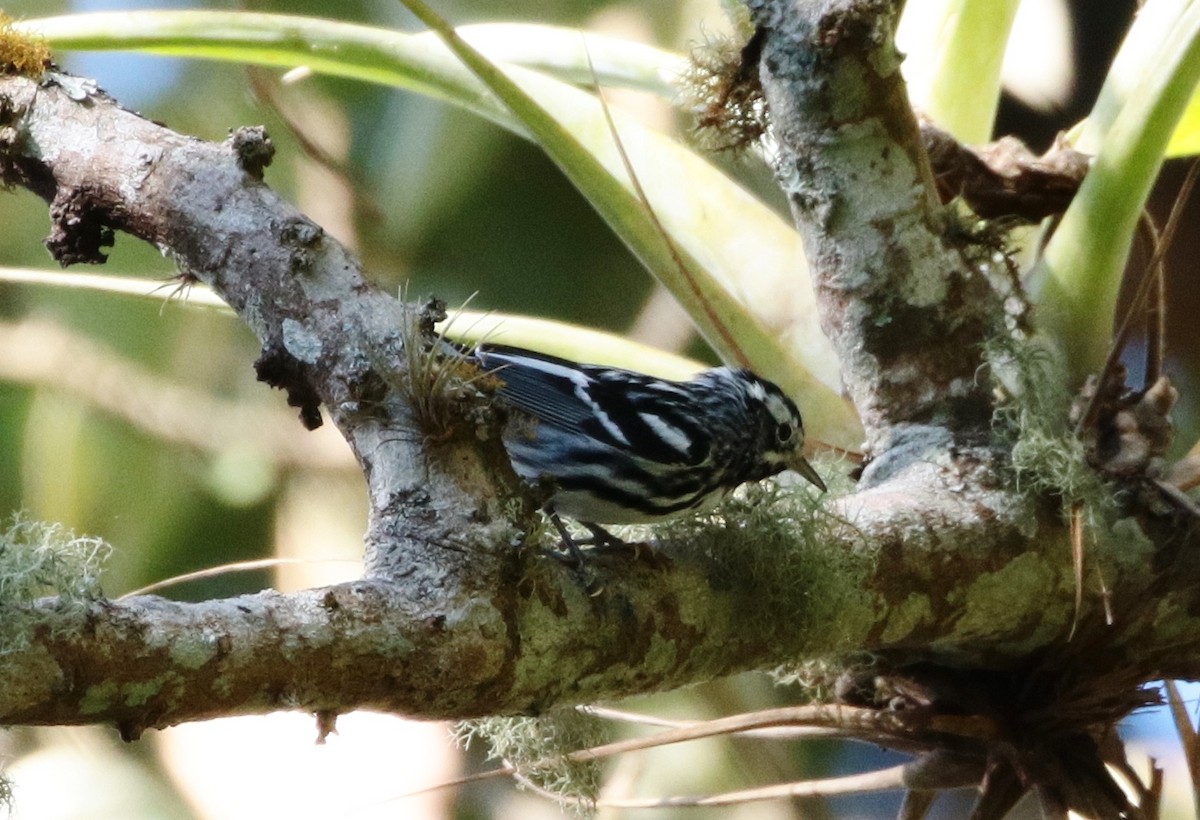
xmin=474 ymin=344 xmax=825 ymax=550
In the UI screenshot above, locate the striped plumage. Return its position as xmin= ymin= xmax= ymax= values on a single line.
xmin=475 ymin=345 xmax=825 ymax=526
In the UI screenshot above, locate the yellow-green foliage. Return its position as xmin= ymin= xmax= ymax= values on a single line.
xmin=0 ymin=516 xmax=111 ymax=653
xmin=0 ymin=14 xmax=51 ymax=76
xmin=454 ymin=708 xmax=608 ymax=814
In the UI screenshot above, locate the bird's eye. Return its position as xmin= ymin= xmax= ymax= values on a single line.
xmin=776 ymin=422 xmax=793 ymax=443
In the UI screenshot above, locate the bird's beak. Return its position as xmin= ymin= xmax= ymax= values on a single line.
xmin=790 ymin=454 xmax=827 ymax=492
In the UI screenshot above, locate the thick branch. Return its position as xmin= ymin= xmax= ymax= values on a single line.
xmin=4 ymin=577 xmax=823 ymax=733
xmin=0 ymin=448 xmax=1092 ymax=731
xmin=0 ymin=72 xmax=516 ymax=590
xmin=749 ymin=0 xmax=1006 ymax=455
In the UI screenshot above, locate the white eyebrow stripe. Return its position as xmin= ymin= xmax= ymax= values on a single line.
xmin=638 ymin=412 xmax=693 ymax=454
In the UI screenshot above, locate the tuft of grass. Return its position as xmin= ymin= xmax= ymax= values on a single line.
xmin=390 ymin=294 xmax=501 ymax=442
xmin=454 ymin=708 xmax=608 ymax=814
xmin=0 ymin=13 xmax=51 ymax=77
xmin=771 ymin=655 xmax=874 ymax=703
xmin=988 ymin=334 xmax=1110 ymax=510
xmin=0 ymin=515 xmax=109 ymax=604
xmin=679 ymin=29 xmax=767 ymax=154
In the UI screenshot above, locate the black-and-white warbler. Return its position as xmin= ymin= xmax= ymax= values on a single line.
xmin=475 ymin=344 xmax=826 ymax=536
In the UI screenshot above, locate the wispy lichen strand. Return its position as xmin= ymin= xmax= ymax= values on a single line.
xmin=0 ymin=516 xmax=110 ymax=653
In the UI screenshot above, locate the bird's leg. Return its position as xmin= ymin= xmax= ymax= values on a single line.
xmin=582 ymin=523 xmax=671 ymax=569
xmin=545 ymin=508 xmax=588 ymax=567
xmin=541 ymin=508 xmax=606 ymax=596
xmin=542 ymin=510 xmax=668 ymax=576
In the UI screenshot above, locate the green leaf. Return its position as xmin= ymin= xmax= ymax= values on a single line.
xmin=390 ymin=0 xmax=859 ymax=443
xmin=1028 ymin=0 xmax=1200 ymax=381
xmin=22 ymin=13 xmax=679 ymax=113
xmin=896 ymin=0 xmax=1021 ymax=144
xmin=1166 ymin=84 xmax=1200 ymax=157
xmin=0 ymin=267 xmax=704 ymax=380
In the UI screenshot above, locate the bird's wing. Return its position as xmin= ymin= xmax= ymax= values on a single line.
xmin=476 ymin=345 xmax=708 ymax=466
xmin=476 ymin=345 xmax=603 ymax=432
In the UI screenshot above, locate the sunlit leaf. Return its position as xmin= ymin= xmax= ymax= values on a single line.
xmin=1167 ymin=84 xmax=1200 ymax=157
xmin=896 ymin=0 xmax=1021 ymax=144
xmin=1028 ymin=0 xmax=1200 ymax=381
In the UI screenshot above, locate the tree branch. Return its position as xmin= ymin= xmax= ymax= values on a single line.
xmin=2 ymin=0 xmax=1199 ymax=742
xmin=748 ymin=0 xmax=1009 ymax=456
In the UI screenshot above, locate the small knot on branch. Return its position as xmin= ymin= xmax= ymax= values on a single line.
xmin=254 ymin=338 xmax=323 ymax=430
xmin=227 ymin=125 xmax=275 ymax=180
xmin=45 ymin=183 xmax=115 ymax=265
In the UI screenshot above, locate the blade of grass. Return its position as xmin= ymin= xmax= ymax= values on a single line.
xmin=22 ymin=13 xmax=678 ymax=110
xmin=392 ymin=0 xmax=753 ymax=365
xmin=1166 ymin=84 xmax=1200 ymax=157
xmin=1164 ymin=680 xmax=1200 ymax=815
xmin=411 ymin=23 xmax=682 ymax=97
xmin=896 ymin=0 xmax=1022 ymax=144
xmin=0 ymin=267 xmax=705 ymax=379
xmin=394 ymin=0 xmax=812 ymax=384
xmin=1028 ymin=0 xmax=1200 ymax=381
